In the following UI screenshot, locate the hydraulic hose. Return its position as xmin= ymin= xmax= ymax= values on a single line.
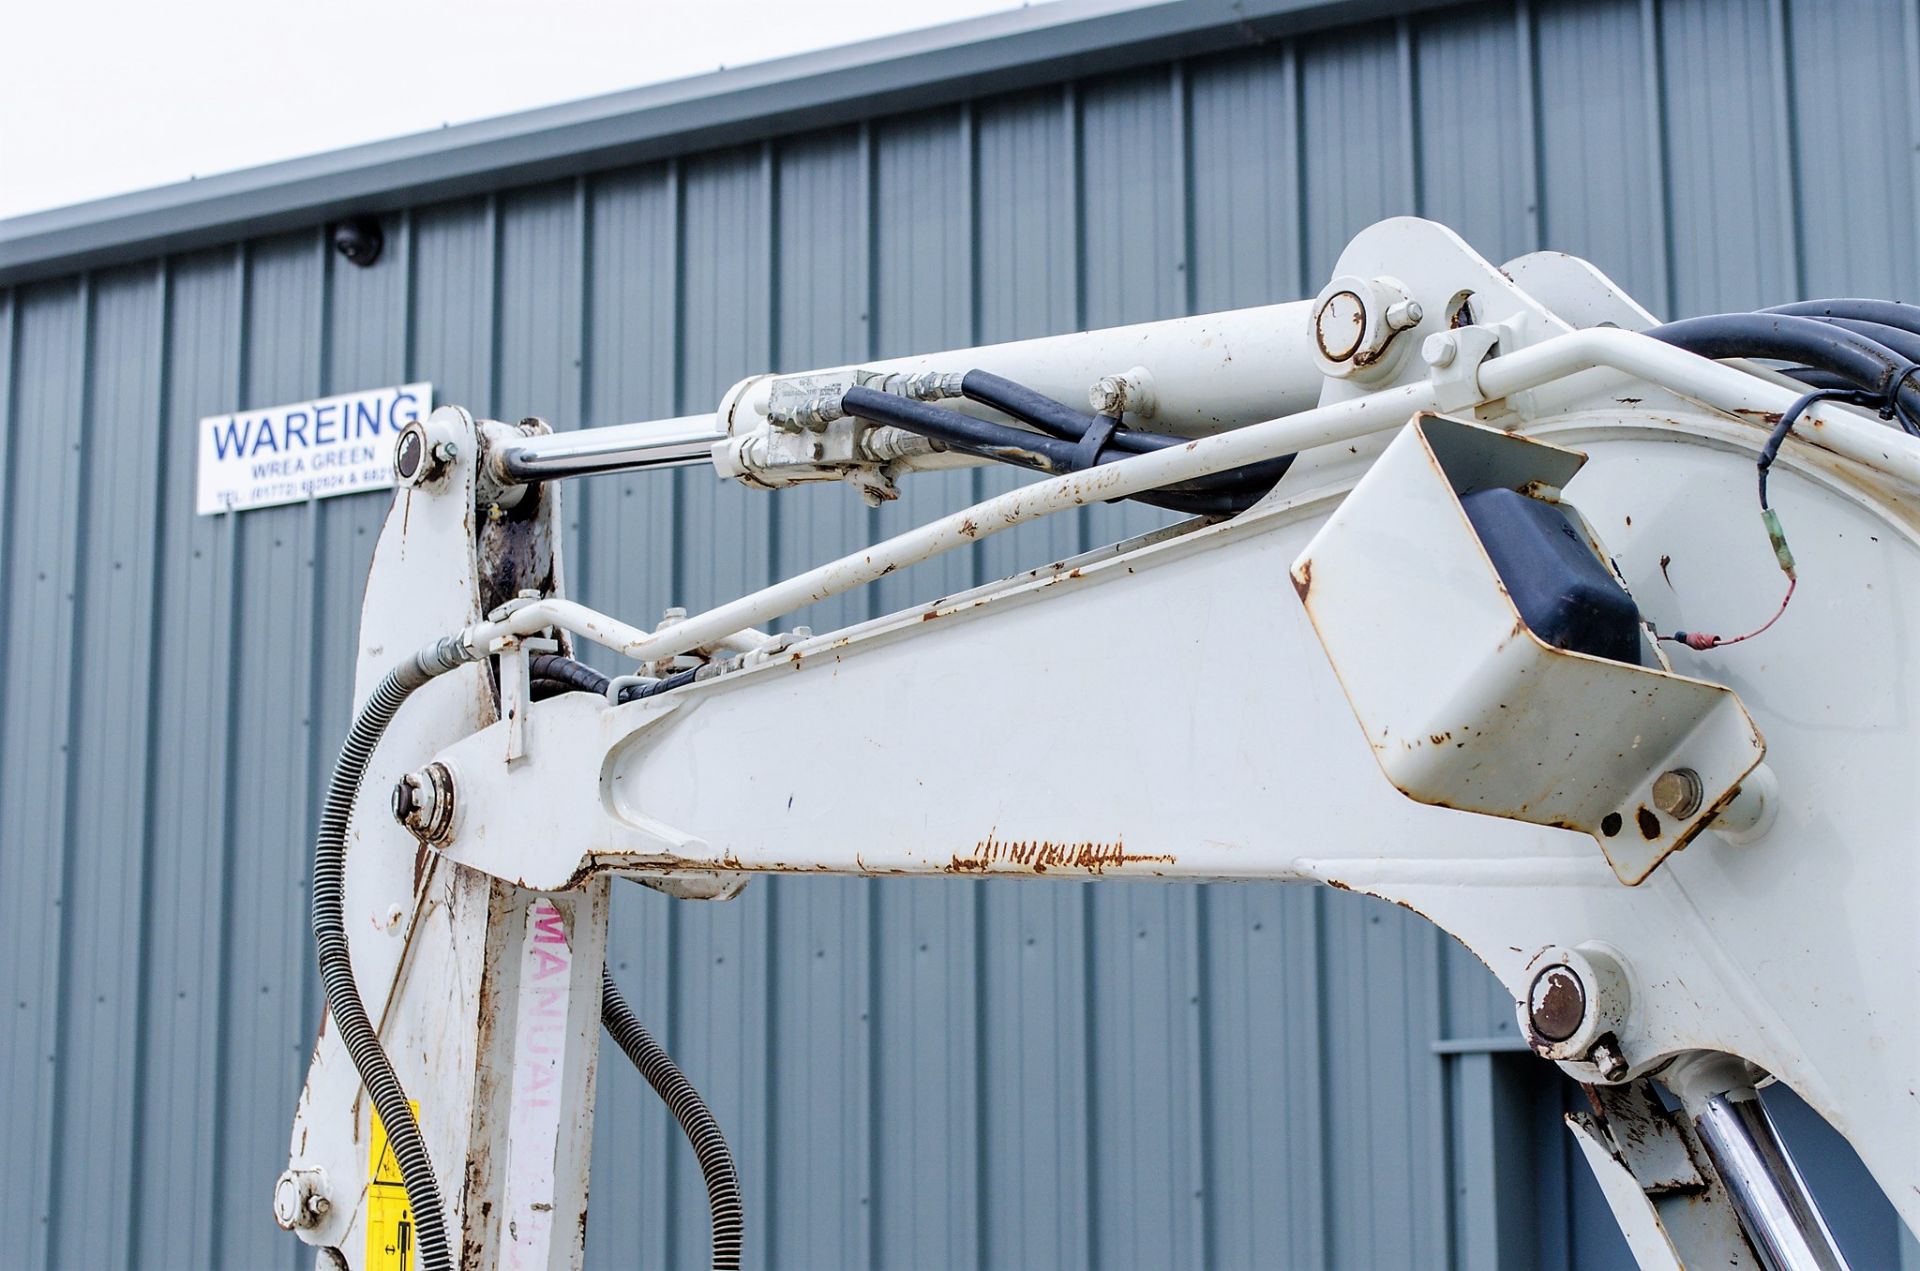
xmin=957 ymin=369 xmax=1298 ymax=487
xmin=523 ymin=652 xmax=745 ymax=1265
xmin=529 ymin=651 xmax=611 ymax=695
xmin=1645 ymin=312 xmax=1920 ymax=433
xmin=601 ymin=967 xmax=745 ymax=1271
xmin=312 ymin=634 xmax=476 ymax=1271
xmin=841 ymin=385 xmax=1273 ymax=516
xmin=1766 ymin=297 xmax=1920 ymax=338
xmin=529 ymin=651 xmax=697 ymax=702
xmin=961 ymin=369 xmax=1134 ymax=444
xmin=1788 ymin=316 xmax=1920 ymax=366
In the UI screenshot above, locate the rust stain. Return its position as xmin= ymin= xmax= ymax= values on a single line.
xmin=1290 ymin=559 xmax=1312 ymax=600
xmin=959 ymin=517 xmax=979 ymax=538
xmin=945 ymin=833 xmax=1171 ymax=875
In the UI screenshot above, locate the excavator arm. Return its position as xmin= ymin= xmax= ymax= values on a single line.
xmin=279 ymin=218 xmax=1916 ymax=1270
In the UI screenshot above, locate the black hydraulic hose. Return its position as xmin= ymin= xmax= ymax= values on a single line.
xmin=1781 ymin=366 xmax=1869 ymax=393
xmin=1789 ymin=316 xmax=1920 ymax=366
xmin=527 ymin=648 xmax=749 ymax=1270
xmin=601 ymin=967 xmax=745 ymax=1271
xmin=529 ymin=651 xmax=610 ymax=695
xmin=313 ymin=635 xmax=476 ymax=1271
xmin=1644 ymin=312 xmax=1920 ymax=433
xmin=957 ymin=369 xmax=1297 ymax=488
xmin=842 ymin=386 xmax=1275 ymax=515
xmin=846 ymin=384 xmax=1087 ymax=471
xmin=1765 ymin=298 xmax=1920 ymax=339
xmin=528 ymin=651 xmax=699 ymax=702
xmin=960 ymin=369 xmax=1123 ymax=444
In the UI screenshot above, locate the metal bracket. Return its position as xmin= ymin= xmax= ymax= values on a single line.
xmin=1424 ymin=324 xmax=1505 ymax=412
xmin=1292 ymin=414 xmax=1767 ymax=884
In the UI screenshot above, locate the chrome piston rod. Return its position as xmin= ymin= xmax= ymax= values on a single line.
xmin=497 ymin=414 xmax=725 ymax=483
xmin=1693 ymin=1090 xmax=1849 ymax=1271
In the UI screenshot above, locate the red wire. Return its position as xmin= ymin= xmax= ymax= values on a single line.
xmin=1659 ymin=575 xmax=1796 ymax=650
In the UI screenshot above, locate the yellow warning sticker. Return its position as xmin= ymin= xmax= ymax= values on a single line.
xmin=366 ymin=1101 xmax=419 ymax=1271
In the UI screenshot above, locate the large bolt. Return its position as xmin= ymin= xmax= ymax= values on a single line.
xmin=391 ymin=763 xmax=455 ymax=844
xmin=1652 ymin=768 xmax=1703 ymax=819
xmin=1089 ymin=376 xmax=1129 ymax=417
xmin=1314 ymin=290 xmax=1367 ymax=362
xmin=1527 ymin=964 xmax=1587 ymax=1043
xmin=393 ymin=425 xmax=427 ymax=482
xmin=273 ymin=1168 xmax=330 ymax=1230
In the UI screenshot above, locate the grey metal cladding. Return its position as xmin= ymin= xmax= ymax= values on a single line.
xmin=1 ymin=2 xmax=1913 ymax=1268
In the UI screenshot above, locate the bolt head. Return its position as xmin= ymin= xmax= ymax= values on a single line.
xmin=431 ymin=439 xmax=458 ymax=463
xmin=1590 ymin=1039 xmax=1630 ymax=1081
xmin=1527 ymin=964 xmax=1587 ymax=1042
xmin=390 ymin=775 xmax=418 ymax=826
xmin=1385 ymin=298 xmax=1424 ymax=331
xmin=1423 ymin=332 xmax=1458 ymax=368
xmin=1652 ymin=768 xmax=1703 ymax=819
xmin=1315 ymin=290 xmax=1367 ymax=362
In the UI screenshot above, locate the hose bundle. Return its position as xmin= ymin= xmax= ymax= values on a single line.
xmin=1639 ymin=300 xmax=1920 ymax=649
xmin=841 ymin=368 xmax=1295 ymax=517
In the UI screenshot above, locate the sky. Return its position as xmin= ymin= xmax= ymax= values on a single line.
xmin=0 ymin=0 xmax=1035 ymax=220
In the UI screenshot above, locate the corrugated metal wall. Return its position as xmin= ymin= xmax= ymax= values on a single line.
xmin=1 ymin=1 xmax=1914 ymax=1267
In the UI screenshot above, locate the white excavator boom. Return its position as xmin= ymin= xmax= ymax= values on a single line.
xmin=277 ymin=218 xmax=1914 ymax=1271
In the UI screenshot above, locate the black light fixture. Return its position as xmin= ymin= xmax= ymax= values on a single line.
xmin=330 ymin=217 xmax=384 ymax=267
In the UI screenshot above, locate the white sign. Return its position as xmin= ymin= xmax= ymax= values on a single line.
xmin=196 ymin=382 xmax=431 ymax=515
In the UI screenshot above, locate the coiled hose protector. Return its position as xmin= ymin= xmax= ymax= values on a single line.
xmin=527 ymin=652 xmax=746 ymax=1268
xmin=601 ymin=968 xmax=745 ymax=1270
xmin=312 ymin=634 xmax=473 ymax=1271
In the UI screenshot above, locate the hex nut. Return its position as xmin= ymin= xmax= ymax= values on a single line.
xmin=1089 ymin=376 xmax=1128 ymax=417
xmin=1652 ymin=768 xmax=1704 ymax=819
